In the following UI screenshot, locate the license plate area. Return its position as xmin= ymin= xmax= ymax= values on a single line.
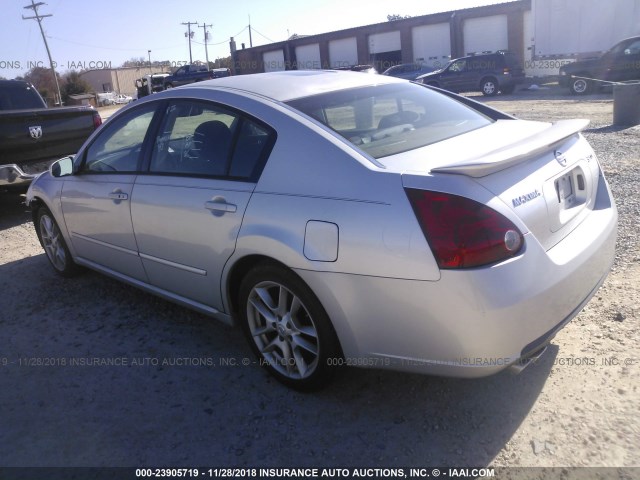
xmin=544 ymin=163 xmax=592 ymax=232
xmin=555 ymin=172 xmax=576 ymax=209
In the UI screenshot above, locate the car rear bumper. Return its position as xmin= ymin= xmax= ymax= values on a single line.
xmin=0 ymin=164 xmax=36 ymax=187
xmin=296 ymin=187 xmax=617 ymax=378
xmin=0 ymin=159 xmax=60 ymax=187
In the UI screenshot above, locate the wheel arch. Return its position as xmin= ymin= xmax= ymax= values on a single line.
xmin=223 ymin=253 xmax=346 ymax=358
xmin=225 ymin=254 xmax=284 ymax=318
xmin=479 ymin=75 xmax=498 ymax=87
xmin=29 ymin=196 xmax=47 ymax=247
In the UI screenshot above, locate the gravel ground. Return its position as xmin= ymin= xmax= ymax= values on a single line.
xmin=0 ymin=86 xmax=638 ymax=471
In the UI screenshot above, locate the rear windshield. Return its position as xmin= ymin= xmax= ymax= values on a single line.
xmin=287 ymin=83 xmax=492 ymax=158
xmin=0 ymin=83 xmax=46 ymax=110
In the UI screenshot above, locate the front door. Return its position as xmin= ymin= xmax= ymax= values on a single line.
xmin=61 ymin=103 xmax=158 ymax=281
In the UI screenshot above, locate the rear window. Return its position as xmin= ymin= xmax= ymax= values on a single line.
xmin=503 ymin=53 xmax=521 ymax=68
xmin=287 ymin=83 xmax=492 ymax=159
xmin=0 ymin=83 xmax=46 ymax=110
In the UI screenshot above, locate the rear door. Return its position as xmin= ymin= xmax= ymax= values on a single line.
xmin=131 ymin=99 xmax=275 ymax=311
xmin=61 ymin=103 xmax=159 ymax=281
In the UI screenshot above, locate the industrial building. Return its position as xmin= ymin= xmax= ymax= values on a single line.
xmin=232 ymin=0 xmax=531 ymax=75
xmin=80 ymin=65 xmax=172 ymax=96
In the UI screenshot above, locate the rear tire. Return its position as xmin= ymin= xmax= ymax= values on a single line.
xmin=481 ymin=77 xmax=498 ymax=96
xmin=35 ymin=207 xmax=81 ymax=277
xmin=238 ymin=262 xmax=341 ymax=391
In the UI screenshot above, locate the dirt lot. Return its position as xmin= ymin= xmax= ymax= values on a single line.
xmin=0 ymin=87 xmax=638 ymax=471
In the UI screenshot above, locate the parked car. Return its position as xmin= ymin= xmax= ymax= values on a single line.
xmin=334 ymin=64 xmax=377 ymax=74
xmin=416 ymin=50 xmax=525 ymax=96
xmin=26 ymin=71 xmax=617 ymax=390
xmin=211 ymin=67 xmax=231 ymax=79
xmin=382 ymin=63 xmax=436 ymax=80
xmin=559 ymin=36 xmax=640 ymax=94
xmin=135 ymin=73 xmax=170 ymax=99
xmin=163 ymin=64 xmax=217 ymax=88
xmin=114 ymin=94 xmax=133 ymax=104
xmin=97 ymin=92 xmax=116 ymax=106
xmin=0 ymin=80 xmax=102 ymax=190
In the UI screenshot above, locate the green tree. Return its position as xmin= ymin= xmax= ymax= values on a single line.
xmin=61 ymin=70 xmax=92 ymax=104
xmin=23 ymin=66 xmax=61 ymax=105
xmin=387 ymin=14 xmax=411 ymax=21
xmin=121 ymin=57 xmax=147 ymax=68
xmin=210 ymin=56 xmax=232 ymax=69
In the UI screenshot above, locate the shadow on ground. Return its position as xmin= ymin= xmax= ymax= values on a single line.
xmin=0 ymin=253 xmax=555 ymax=467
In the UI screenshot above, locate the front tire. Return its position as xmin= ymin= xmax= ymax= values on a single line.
xmin=570 ymin=77 xmax=591 ymax=95
xmin=36 ymin=207 xmax=81 ymax=277
xmin=238 ymin=263 xmax=341 ymax=391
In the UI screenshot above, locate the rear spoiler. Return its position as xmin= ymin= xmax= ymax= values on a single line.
xmin=430 ymin=119 xmax=590 ymax=178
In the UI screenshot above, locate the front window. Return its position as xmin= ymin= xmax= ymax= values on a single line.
xmin=287 ymin=83 xmax=492 ymax=159
xmin=82 ymin=104 xmax=156 ymax=173
xmin=448 ymin=60 xmax=467 ymax=72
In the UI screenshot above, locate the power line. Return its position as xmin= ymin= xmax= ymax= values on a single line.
xmin=22 ymin=0 xmax=62 ymax=105
xmin=250 ymin=26 xmax=275 ymax=44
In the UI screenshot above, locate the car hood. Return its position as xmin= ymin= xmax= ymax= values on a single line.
xmin=417 ymin=70 xmax=442 ymax=80
xmin=561 ymin=57 xmax=603 ymax=73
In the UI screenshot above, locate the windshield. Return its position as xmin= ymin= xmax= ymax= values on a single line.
xmin=287 ymin=83 xmax=492 ymax=159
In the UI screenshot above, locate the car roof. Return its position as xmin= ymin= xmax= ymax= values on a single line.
xmin=189 ymin=70 xmax=402 ymax=102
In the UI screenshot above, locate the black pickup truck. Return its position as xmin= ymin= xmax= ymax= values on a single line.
xmin=559 ymin=36 xmax=640 ymax=94
xmin=163 ymin=65 xmax=230 ymax=89
xmin=0 ymin=80 xmax=102 ymax=190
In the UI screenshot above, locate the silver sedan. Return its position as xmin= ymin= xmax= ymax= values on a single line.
xmin=26 ymin=71 xmax=617 ymax=390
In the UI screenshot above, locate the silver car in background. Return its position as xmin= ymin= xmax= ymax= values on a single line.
xmin=26 ymin=71 xmax=617 ymax=390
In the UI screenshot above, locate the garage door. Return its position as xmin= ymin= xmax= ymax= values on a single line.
xmin=329 ymin=37 xmax=358 ymax=68
xmin=295 ymin=44 xmax=321 ymax=70
xmin=463 ymin=15 xmax=508 ymax=55
xmin=368 ymin=31 xmax=401 ymax=54
xmin=412 ymin=23 xmax=452 ymax=69
xmin=369 ymin=31 xmax=402 ymax=71
xmin=263 ymin=50 xmax=285 ymax=72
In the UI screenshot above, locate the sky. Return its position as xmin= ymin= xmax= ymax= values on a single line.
xmin=1 ymin=0 xmax=510 ymax=79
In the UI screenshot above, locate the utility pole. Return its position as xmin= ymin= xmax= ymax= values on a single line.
xmin=199 ymin=23 xmax=212 ymax=68
xmin=182 ymin=21 xmax=197 ymax=63
xmin=248 ymin=15 xmax=253 ymax=48
xmin=22 ymin=0 xmax=62 ymax=106
xmin=147 ymin=50 xmax=152 ymax=74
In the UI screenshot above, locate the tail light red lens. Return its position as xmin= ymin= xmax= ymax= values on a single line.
xmin=406 ymin=189 xmax=523 ymax=269
xmin=92 ymin=112 xmax=103 ymax=130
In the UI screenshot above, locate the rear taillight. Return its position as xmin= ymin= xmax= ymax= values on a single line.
xmin=406 ymin=189 xmax=523 ymax=269
xmin=93 ymin=112 xmax=102 ymax=130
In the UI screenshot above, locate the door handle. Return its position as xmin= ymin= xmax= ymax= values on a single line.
xmin=108 ymin=191 xmax=128 ymax=201
xmin=204 ymin=200 xmax=237 ymax=213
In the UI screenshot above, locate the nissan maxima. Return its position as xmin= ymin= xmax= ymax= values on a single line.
xmin=26 ymin=71 xmax=617 ymax=390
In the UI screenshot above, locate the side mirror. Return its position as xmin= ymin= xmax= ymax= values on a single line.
xmin=50 ymin=156 xmax=74 ymax=178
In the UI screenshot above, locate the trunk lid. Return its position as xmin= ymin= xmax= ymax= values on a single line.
xmin=388 ymin=119 xmax=599 ymax=251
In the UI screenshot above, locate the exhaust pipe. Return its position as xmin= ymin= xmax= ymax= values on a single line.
xmin=509 ymin=346 xmax=548 ymax=374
